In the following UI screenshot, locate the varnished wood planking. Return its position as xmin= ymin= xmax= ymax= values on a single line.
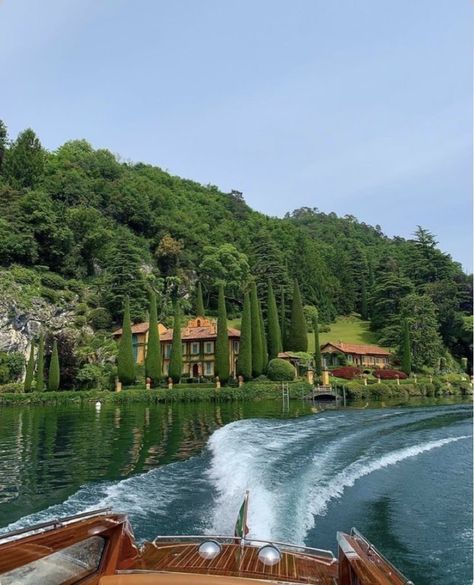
xmin=137 ymin=542 xmax=338 ymax=584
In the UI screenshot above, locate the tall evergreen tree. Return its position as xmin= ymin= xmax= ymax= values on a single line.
xmin=313 ymin=316 xmax=323 ymax=376
xmin=48 ymin=340 xmax=60 ymax=391
xmin=24 ymin=341 xmax=35 ymax=392
xmin=145 ymin=292 xmax=162 ymax=386
xmin=0 ymin=119 xmax=7 ymax=172
xmin=360 ymin=276 xmax=369 ymax=320
xmin=169 ymin=302 xmax=183 ymax=383
xmin=117 ymin=297 xmax=136 ymax=385
xmin=288 ymin=279 xmax=308 ymax=352
xmin=280 ymin=288 xmax=287 ymax=351
xmin=236 ymin=291 xmax=252 ymax=380
xmin=400 ymin=294 xmax=442 ymax=371
xmin=104 ymin=235 xmax=149 ymax=321
xmin=267 ymin=281 xmax=282 ymax=359
xmin=249 ymin=229 xmax=291 ymax=297
xmin=400 ymin=318 xmax=411 ymax=375
xmin=250 ymin=281 xmax=264 ymax=377
xmin=195 ymin=281 xmax=205 ymax=316
xmin=4 ymin=128 xmax=44 ymax=189
xmin=36 ymin=334 xmax=45 ymax=392
xmin=259 ymin=298 xmax=268 ymax=371
xmin=215 ymin=284 xmax=229 ymax=383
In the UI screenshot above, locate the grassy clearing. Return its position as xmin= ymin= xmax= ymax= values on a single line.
xmin=230 ymin=315 xmax=377 ymax=350
xmin=308 ymin=315 xmax=377 ymax=351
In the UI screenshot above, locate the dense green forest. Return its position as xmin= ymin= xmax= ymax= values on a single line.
xmin=0 ymin=121 xmax=472 ymax=386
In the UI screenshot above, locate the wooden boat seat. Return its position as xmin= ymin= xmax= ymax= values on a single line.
xmin=100 ymin=574 xmax=273 ymax=585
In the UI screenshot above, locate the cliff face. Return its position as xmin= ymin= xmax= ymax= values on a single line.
xmin=0 ymin=296 xmax=76 ymax=355
xmin=0 ymin=268 xmax=83 ymax=358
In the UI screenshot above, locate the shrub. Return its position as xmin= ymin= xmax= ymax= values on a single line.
xmin=334 ymin=353 xmax=348 ymax=366
xmin=76 ymin=363 xmax=113 ymax=390
xmin=331 ymin=366 xmax=362 ymax=380
xmin=74 ymin=315 xmax=87 ymax=328
xmin=65 ymin=279 xmax=84 ymax=294
xmin=0 ymin=382 xmax=23 ymax=394
xmin=374 ymin=369 xmax=408 ymax=380
xmin=40 ymin=287 xmax=59 ymax=303
xmin=267 ymin=358 xmax=296 ymax=381
xmin=0 ymin=351 xmax=25 ymax=383
xmin=40 ymin=272 xmax=66 ymax=289
xmin=89 ymin=307 xmax=112 ymax=330
xmin=11 ymin=266 xmax=38 ymax=285
xmin=75 ymin=303 xmax=89 ymax=316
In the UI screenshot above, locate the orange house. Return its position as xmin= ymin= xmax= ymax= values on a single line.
xmin=113 ymin=316 xmax=240 ymax=379
xmin=320 ymin=342 xmax=390 ymax=368
xmin=112 ymin=322 xmax=168 ymax=365
xmin=161 ymin=316 xmax=240 ymax=378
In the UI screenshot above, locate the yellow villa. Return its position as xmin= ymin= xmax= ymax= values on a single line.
xmin=113 ymin=316 xmax=240 ymax=379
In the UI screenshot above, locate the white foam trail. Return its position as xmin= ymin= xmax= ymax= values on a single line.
xmin=2 ymin=457 xmax=208 ymax=539
xmin=302 ymin=435 xmax=471 ymax=538
xmin=206 ymin=418 xmax=325 ymax=540
xmin=206 ymin=414 xmax=470 ymax=545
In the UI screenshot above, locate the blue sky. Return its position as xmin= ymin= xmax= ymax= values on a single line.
xmin=0 ymin=0 xmax=471 ymax=270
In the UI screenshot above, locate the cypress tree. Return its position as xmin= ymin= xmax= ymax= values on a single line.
xmin=250 ymin=281 xmax=264 ymax=377
xmin=360 ymin=276 xmax=369 ymax=320
xmin=313 ymin=315 xmax=323 ymax=376
xmin=288 ymin=279 xmax=308 ymax=352
xmin=169 ymin=302 xmax=183 ymax=383
xmin=400 ymin=318 xmax=412 ymax=375
xmin=267 ymin=281 xmax=282 ymax=360
xmin=196 ymin=282 xmax=205 ymax=316
xmin=36 ymin=334 xmax=45 ymax=392
xmin=259 ymin=298 xmax=268 ymax=371
xmin=236 ymin=291 xmax=252 ymax=380
xmin=145 ymin=292 xmax=162 ymax=386
xmin=48 ymin=340 xmax=60 ymax=391
xmin=24 ymin=341 xmax=35 ymax=392
xmin=118 ymin=297 xmax=136 ymax=386
xmin=280 ymin=288 xmax=287 ymax=351
xmin=215 ymin=284 xmax=229 ymax=383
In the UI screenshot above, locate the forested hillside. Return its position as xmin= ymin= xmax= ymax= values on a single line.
xmin=0 ymin=121 xmax=472 ymax=381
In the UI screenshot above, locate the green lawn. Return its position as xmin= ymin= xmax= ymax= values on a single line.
xmin=229 ymin=314 xmax=378 ymax=351
xmin=309 ymin=315 xmax=377 ymax=352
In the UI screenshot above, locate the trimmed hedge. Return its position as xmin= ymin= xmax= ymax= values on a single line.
xmin=374 ymin=369 xmax=408 ymax=380
xmin=267 ymin=358 xmax=296 ymax=381
xmin=337 ymin=378 xmax=472 ymax=400
xmin=0 ymin=381 xmax=312 ymax=405
xmin=331 ymin=366 xmax=362 ymax=380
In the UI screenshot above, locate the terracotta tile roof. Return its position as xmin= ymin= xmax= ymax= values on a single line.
xmin=321 ymin=342 xmax=390 ymax=356
xmin=278 ymin=352 xmax=300 ymax=359
xmin=160 ymin=326 xmax=240 ymax=341
xmin=112 ymin=322 xmax=168 ymax=337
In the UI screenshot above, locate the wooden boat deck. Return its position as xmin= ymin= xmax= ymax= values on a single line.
xmin=136 ymin=542 xmax=338 ymax=584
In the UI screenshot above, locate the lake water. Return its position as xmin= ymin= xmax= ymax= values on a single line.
xmin=0 ymin=398 xmax=472 ymax=585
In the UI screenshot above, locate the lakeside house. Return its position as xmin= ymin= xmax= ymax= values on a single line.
xmin=320 ymin=342 xmax=390 ymax=368
xmin=113 ymin=316 xmax=240 ymax=379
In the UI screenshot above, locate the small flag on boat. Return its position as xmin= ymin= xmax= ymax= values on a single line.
xmin=234 ymin=491 xmax=249 ymax=539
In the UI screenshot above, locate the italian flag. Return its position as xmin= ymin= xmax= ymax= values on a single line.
xmin=234 ymin=491 xmax=250 ymax=539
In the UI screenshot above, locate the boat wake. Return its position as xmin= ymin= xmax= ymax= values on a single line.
xmin=2 ymin=408 xmax=470 ymax=548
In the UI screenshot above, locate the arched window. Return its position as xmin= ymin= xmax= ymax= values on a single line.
xmin=197 ymin=319 xmax=201 ymax=326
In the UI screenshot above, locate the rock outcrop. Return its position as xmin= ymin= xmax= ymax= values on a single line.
xmin=0 ymin=296 xmax=77 ymax=356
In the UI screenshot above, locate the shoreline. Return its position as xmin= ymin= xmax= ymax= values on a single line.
xmin=0 ymin=379 xmax=471 ymax=406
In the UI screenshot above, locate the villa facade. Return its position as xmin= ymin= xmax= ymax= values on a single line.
xmin=320 ymin=342 xmax=390 ymax=368
xmin=113 ymin=316 xmax=240 ymax=379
